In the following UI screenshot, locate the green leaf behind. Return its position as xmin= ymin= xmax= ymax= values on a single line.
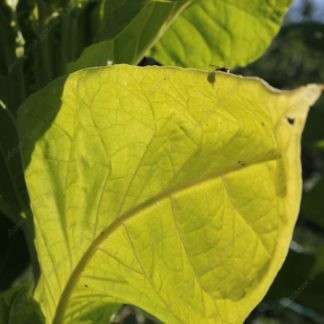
xmin=0 ymin=284 xmax=44 ymax=324
xmin=67 ymin=1 xmax=192 ymax=72
xmin=0 ymin=107 xmax=28 ymax=223
xmin=150 ymin=0 xmax=292 ymax=68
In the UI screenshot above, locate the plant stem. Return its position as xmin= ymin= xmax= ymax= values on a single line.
xmin=70 ymin=13 xmax=78 ymax=61
xmin=36 ymin=0 xmax=53 ymax=84
xmin=61 ymin=0 xmax=71 ymax=73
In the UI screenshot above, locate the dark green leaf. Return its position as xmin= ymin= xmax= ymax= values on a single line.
xmin=0 ymin=284 xmax=44 ymax=324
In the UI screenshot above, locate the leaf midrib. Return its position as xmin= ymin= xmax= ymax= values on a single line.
xmin=52 ymin=153 xmax=280 ymax=324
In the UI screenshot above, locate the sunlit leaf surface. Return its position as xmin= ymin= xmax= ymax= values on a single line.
xmin=18 ymin=65 xmax=323 ymax=323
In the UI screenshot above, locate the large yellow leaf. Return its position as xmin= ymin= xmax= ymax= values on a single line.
xmin=18 ymin=65 xmax=323 ymax=323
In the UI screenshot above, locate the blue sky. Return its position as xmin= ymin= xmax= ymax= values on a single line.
xmin=287 ymin=0 xmax=324 ymax=23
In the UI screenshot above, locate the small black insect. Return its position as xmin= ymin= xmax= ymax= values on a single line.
xmin=287 ymin=117 xmax=295 ymax=125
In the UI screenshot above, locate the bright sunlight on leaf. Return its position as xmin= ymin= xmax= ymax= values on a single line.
xmin=150 ymin=0 xmax=292 ymax=68
xmin=18 ymin=65 xmax=323 ymax=323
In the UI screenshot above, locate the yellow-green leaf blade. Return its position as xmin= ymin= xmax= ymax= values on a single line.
xmin=18 ymin=65 xmax=323 ymax=323
xmin=150 ymin=0 xmax=292 ymax=68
